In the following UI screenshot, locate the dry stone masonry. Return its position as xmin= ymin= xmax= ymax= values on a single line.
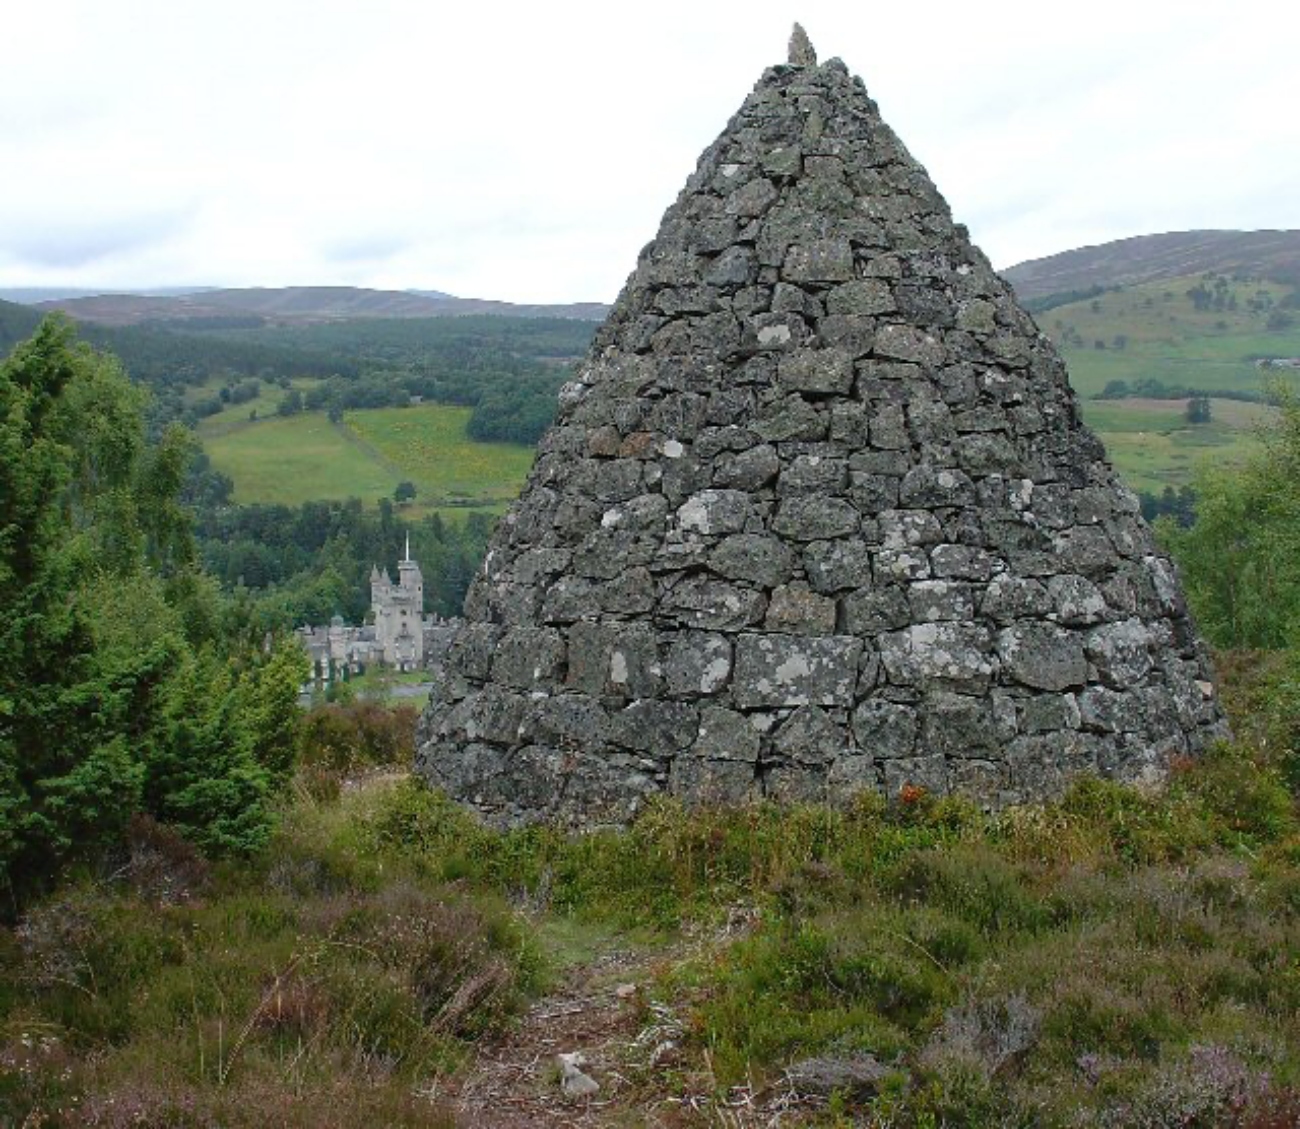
xmin=416 ymin=30 xmax=1227 ymax=825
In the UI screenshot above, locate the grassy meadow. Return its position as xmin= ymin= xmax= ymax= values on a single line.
xmin=1079 ymin=397 xmax=1274 ymax=494
xmin=200 ymin=403 xmax=535 ymax=520
xmin=1041 ymin=273 xmax=1300 ymax=493
xmin=189 ymin=376 xmax=320 ymax=432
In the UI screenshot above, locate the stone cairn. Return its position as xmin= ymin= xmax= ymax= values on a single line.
xmin=417 ymin=30 xmax=1227 ymax=826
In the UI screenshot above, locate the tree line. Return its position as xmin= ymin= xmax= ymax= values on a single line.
xmin=195 ymin=498 xmax=494 ymax=626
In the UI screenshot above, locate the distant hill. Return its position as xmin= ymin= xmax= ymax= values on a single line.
xmin=31 ymin=286 xmax=610 ymax=327
xmin=1004 ymin=230 xmax=1300 ymax=303
xmin=0 ymin=286 xmax=215 ymax=304
xmin=0 ymin=297 xmax=44 ymax=353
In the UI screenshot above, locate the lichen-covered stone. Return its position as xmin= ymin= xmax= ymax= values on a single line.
xmin=417 ymin=30 xmax=1225 ymax=827
xmin=661 ymin=577 xmax=767 ymax=631
xmin=733 ymin=634 xmax=863 ymax=708
xmin=773 ymin=706 xmax=850 ymax=764
xmin=851 ymin=699 xmax=917 ymax=759
xmin=804 ymin=538 xmax=874 ymax=593
xmin=664 ymin=632 xmax=733 ymax=697
xmin=709 ymin=534 xmax=796 ymax=587
xmin=772 ymin=497 xmax=860 ymax=541
xmin=878 ymin=623 xmax=996 ymax=692
xmin=997 ymin=623 xmax=1089 ymax=692
xmin=765 ymin=585 xmax=838 ymax=635
xmin=694 ymin=706 xmax=761 ymax=761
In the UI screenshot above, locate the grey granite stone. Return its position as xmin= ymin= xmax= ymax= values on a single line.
xmin=416 ymin=32 xmax=1225 ymax=827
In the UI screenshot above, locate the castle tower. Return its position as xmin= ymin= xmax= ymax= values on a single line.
xmin=398 ymin=533 xmax=424 ymax=610
xmin=417 ymin=30 xmax=1226 ymax=826
xmin=374 ymin=537 xmax=426 ymax=671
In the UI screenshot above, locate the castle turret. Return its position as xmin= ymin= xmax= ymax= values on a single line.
xmin=398 ymin=533 xmax=424 ymax=611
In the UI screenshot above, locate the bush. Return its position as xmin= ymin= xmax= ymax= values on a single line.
xmin=298 ymin=701 xmax=417 ymax=773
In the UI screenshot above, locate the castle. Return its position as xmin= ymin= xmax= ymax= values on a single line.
xmin=299 ymin=537 xmax=455 ymax=682
xmin=370 ymin=535 xmax=426 ymax=669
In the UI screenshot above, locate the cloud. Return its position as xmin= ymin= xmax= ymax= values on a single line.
xmin=0 ymin=0 xmax=1296 ymax=299
xmin=1 ymin=206 xmax=195 ymax=270
xmin=321 ymin=233 xmax=410 ymax=265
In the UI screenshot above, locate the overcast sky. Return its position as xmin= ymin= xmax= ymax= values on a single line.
xmin=2 ymin=0 xmax=1296 ymax=303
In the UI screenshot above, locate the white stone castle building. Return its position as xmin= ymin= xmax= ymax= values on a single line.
xmin=299 ymin=538 xmax=455 ymax=682
xmin=370 ymin=535 xmax=425 ymax=670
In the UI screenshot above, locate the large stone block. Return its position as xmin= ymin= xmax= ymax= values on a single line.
xmin=676 ymin=490 xmax=755 ymax=535
xmin=1085 ymin=618 xmax=1155 ymax=688
xmin=491 ymin=628 xmax=566 ymax=690
xmin=565 ymin=622 xmax=660 ymax=698
xmin=773 ymin=705 xmax=851 ymax=765
xmin=709 ymin=534 xmax=796 ymax=587
xmin=772 ymin=497 xmax=861 ymax=540
xmin=851 ymin=699 xmax=917 ymax=759
xmin=997 ymin=623 xmax=1088 ymax=692
xmin=878 ymin=623 xmax=996 ymax=692
xmin=765 ymin=585 xmax=838 ymax=635
xmin=660 ymin=576 xmax=768 ymax=631
xmin=804 ymin=538 xmax=875 ymax=593
xmin=733 ymin=634 xmax=863 ymax=707
xmin=664 ymin=632 xmax=733 ymax=697
xmin=778 ymin=349 xmax=855 ymax=394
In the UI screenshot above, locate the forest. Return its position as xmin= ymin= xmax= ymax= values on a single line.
xmin=0 ymin=298 xmax=591 ymax=445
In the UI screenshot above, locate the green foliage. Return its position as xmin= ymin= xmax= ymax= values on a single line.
xmin=3 ymin=677 xmax=1300 ymax=1127
xmin=298 ymin=700 xmax=419 ymax=772
xmin=0 ymin=319 xmax=153 ymax=895
xmin=199 ymin=499 xmax=493 ymax=623
xmin=1160 ymin=393 xmax=1300 ymax=647
xmin=0 ymin=320 xmax=308 ymax=900
xmin=235 ymin=643 xmax=311 ymax=783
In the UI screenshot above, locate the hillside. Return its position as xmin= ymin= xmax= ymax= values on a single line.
xmin=1042 ymin=269 xmax=1300 ymax=494
xmin=0 ymin=298 xmax=43 ymax=353
xmin=1003 ymin=229 xmax=1300 ymax=302
xmin=198 ymin=403 xmax=535 ymax=519
xmin=32 ymin=285 xmax=610 ymax=326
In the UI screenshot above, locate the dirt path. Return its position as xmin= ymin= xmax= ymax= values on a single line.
xmin=431 ymin=915 xmax=813 ymax=1128
xmin=437 ymin=940 xmax=686 ymax=1127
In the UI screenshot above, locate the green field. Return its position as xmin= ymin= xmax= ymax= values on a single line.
xmin=201 ymin=403 xmax=535 ymax=517
xmin=1080 ymin=397 xmax=1273 ymax=494
xmin=195 ymin=271 xmax=1300 ymax=510
xmin=1046 ymin=276 xmax=1300 ymax=397
xmin=1043 ymin=273 xmax=1300 ymax=493
xmin=189 ymin=375 xmax=322 ymax=432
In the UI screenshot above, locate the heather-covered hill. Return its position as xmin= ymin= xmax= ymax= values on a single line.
xmin=1004 ymin=229 xmax=1300 ymax=302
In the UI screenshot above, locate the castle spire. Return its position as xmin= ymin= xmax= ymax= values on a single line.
xmin=404 ymin=532 xmax=411 ymax=563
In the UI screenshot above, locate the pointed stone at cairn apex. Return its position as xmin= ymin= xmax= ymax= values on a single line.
xmin=416 ymin=35 xmax=1228 ymax=828
xmin=788 ymin=23 xmax=817 ymax=68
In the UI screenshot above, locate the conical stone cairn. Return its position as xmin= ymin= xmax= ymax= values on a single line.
xmin=416 ymin=31 xmax=1227 ymax=825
